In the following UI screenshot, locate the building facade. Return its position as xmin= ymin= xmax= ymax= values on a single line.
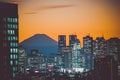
xmin=18 ymin=47 xmax=27 ymax=73
xmin=94 ymin=37 xmax=107 ymax=55
xmin=83 ymin=35 xmax=94 ymax=70
xmin=61 ymin=46 xmax=73 ymax=69
xmin=0 ymin=2 xmax=18 ymax=80
xmin=94 ymin=55 xmax=117 ymax=80
xmin=27 ymin=49 xmax=45 ymax=70
xmin=107 ymin=38 xmax=120 ymax=79
xmin=58 ymin=35 xmax=66 ymax=49
xmin=69 ymin=35 xmax=77 ymax=47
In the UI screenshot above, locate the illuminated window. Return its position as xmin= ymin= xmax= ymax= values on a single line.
xmin=15 ymin=49 xmax=18 ymax=53
xmin=14 ymin=54 xmax=16 ymax=59
xmin=15 ymin=61 xmax=18 ymax=65
xmin=15 ymin=36 xmax=17 ymax=40
xmin=7 ymin=18 xmax=12 ymax=22
xmin=10 ymin=55 xmax=12 ymax=59
xmin=13 ymin=73 xmax=16 ymax=78
xmin=13 ymin=67 xmax=16 ymax=71
xmin=8 ymin=24 xmax=10 ymax=28
xmin=16 ymin=55 xmax=18 ymax=59
xmin=10 ymin=60 xmax=13 ymax=65
xmin=10 ymin=48 xmax=13 ymax=53
xmin=13 ymin=48 xmax=15 ymax=53
xmin=13 ymin=24 xmax=15 ymax=28
xmin=15 ymin=43 xmax=17 ymax=47
xmin=14 ymin=18 xmax=18 ymax=23
xmin=15 ymin=24 xmax=18 ymax=29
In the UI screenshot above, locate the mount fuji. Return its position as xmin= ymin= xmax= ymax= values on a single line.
xmin=19 ymin=34 xmax=58 ymax=56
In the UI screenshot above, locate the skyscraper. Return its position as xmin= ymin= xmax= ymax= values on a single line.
xmin=61 ymin=46 xmax=73 ymax=68
xmin=0 ymin=2 xmax=18 ymax=80
xmin=83 ymin=35 xmax=93 ymax=54
xmin=107 ymin=38 xmax=120 ymax=63
xmin=69 ymin=35 xmax=77 ymax=47
xmin=107 ymin=38 xmax=120 ymax=79
xmin=58 ymin=35 xmax=66 ymax=52
xmin=94 ymin=37 xmax=107 ymax=55
xmin=72 ymin=39 xmax=82 ymax=71
xmin=83 ymin=35 xmax=93 ymax=70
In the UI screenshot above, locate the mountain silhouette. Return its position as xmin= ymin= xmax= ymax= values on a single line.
xmin=19 ymin=34 xmax=58 ymax=56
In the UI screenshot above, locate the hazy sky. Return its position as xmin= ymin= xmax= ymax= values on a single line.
xmin=1 ymin=0 xmax=120 ymax=45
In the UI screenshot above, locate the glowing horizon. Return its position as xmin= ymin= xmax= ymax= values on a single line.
xmin=1 ymin=0 xmax=120 ymax=44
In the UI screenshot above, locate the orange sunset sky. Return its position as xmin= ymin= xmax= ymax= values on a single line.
xmin=1 ymin=0 xmax=120 ymax=45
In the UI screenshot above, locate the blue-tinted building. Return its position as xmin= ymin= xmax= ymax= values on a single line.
xmin=83 ymin=35 xmax=94 ymax=70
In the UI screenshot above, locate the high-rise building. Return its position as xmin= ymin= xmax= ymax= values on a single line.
xmin=83 ymin=35 xmax=94 ymax=70
xmin=107 ymin=38 xmax=120 ymax=79
xmin=28 ymin=49 xmax=45 ymax=69
xmin=61 ymin=46 xmax=73 ymax=68
xmin=94 ymin=37 xmax=107 ymax=55
xmin=83 ymin=35 xmax=93 ymax=54
xmin=69 ymin=35 xmax=77 ymax=47
xmin=58 ymin=35 xmax=66 ymax=49
xmin=94 ymin=55 xmax=117 ymax=80
xmin=107 ymin=38 xmax=120 ymax=63
xmin=0 ymin=2 xmax=18 ymax=80
xmin=72 ymin=39 xmax=81 ymax=68
xmin=18 ymin=46 xmax=27 ymax=73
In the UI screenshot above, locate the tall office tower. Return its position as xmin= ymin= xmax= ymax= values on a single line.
xmin=72 ymin=39 xmax=81 ymax=68
xmin=94 ymin=55 xmax=117 ymax=80
xmin=0 ymin=2 xmax=18 ymax=80
xmin=83 ymin=35 xmax=93 ymax=54
xmin=61 ymin=46 xmax=73 ymax=68
xmin=58 ymin=35 xmax=66 ymax=51
xmin=69 ymin=35 xmax=77 ymax=47
xmin=107 ymin=38 xmax=120 ymax=79
xmin=83 ymin=35 xmax=93 ymax=70
xmin=107 ymin=38 xmax=120 ymax=63
xmin=94 ymin=37 xmax=107 ymax=55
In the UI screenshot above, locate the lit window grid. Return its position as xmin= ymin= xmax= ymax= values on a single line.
xmin=8 ymin=24 xmax=18 ymax=29
xmin=10 ymin=48 xmax=18 ymax=53
xmin=7 ymin=17 xmax=18 ymax=23
xmin=8 ymin=36 xmax=18 ymax=41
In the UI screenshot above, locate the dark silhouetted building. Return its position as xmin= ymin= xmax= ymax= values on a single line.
xmin=0 ymin=2 xmax=18 ymax=80
xmin=94 ymin=55 xmax=117 ymax=80
xmin=69 ymin=35 xmax=77 ymax=47
xmin=107 ymin=38 xmax=120 ymax=79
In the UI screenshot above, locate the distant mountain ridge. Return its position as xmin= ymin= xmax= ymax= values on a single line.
xmin=19 ymin=34 xmax=58 ymax=56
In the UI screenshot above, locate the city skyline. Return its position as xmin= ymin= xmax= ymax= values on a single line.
xmin=0 ymin=1 xmax=120 ymax=80
xmin=1 ymin=0 xmax=120 ymax=44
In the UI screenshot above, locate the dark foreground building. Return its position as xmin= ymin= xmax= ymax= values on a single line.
xmin=94 ymin=55 xmax=118 ymax=80
xmin=0 ymin=2 xmax=18 ymax=80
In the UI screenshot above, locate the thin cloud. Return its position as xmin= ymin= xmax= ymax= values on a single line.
xmin=24 ymin=12 xmax=37 ymax=14
xmin=40 ymin=4 xmax=75 ymax=10
xmin=24 ymin=4 xmax=75 ymax=15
